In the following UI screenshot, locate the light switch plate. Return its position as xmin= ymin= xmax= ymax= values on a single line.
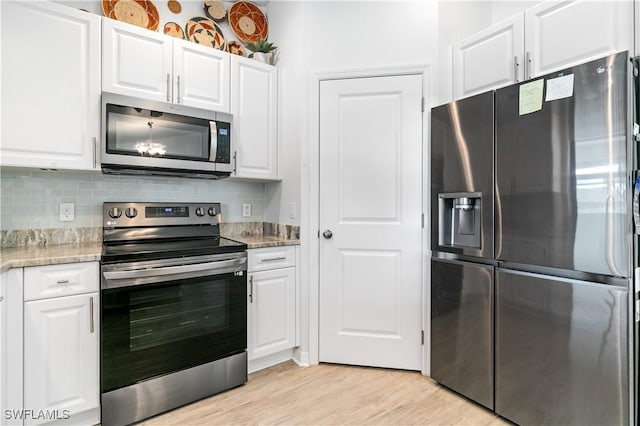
xmin=59 ymin=203 xmax=74 ymax=221
xmin=289 ymin=202 xmax=296 ymax=219
xmin=242 ymin=203 xmax=252 ymax=217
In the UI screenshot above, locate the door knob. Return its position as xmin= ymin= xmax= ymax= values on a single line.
xmin=323 ymin=230 xmax=333 ymax=239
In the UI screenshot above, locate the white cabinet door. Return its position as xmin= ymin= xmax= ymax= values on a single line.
xmin=174 ymin=38 xmax=230 ymax=112
xmin=452 ymin=14 xmax=524 ymax=100
xmin=0 ymin=1 xmax=101 ymax=170
xmin=231 ymin=56 xmax=278 ymax=180
xmin=102 ymin=18 xmax=172 ymax=102
xmin=524 ymin=0 xmax=633 ymax=78
xmin=248 ymin=268 xmax=295 ymax=360
xmin=0 ymin=269 xmax=23 ymax=426
xmin=24 ymin=293 xmax=99 ymax=426
xmin=633 ymin=0 xmax=640 ymax=56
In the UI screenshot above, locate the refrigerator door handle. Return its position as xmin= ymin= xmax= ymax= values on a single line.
xmin=634 ymin=176 xmax=640 ymax=233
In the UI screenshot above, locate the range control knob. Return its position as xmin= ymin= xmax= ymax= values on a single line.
xmin=195 ymin=207 xmax=206 ymax=217
xmin=125 ymin=207 xmax=138 ymax=218
xmin=208 ymin=207 xmax=216 ymax=216
xmin=108 ymin=207 xmax=122 ymax=219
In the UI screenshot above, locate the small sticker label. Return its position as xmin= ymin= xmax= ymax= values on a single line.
xmin=519 ymin=79 xmax=544 ymax=115
xmin=545 ymin=74 xmax=574 ymax=102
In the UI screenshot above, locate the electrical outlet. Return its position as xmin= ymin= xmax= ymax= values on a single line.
xmin=242 ymin=203 xmax=252 ymax=217
xmin=289 ymin=202 xmax=296 ymax=219
xmin=59 ymin=203 xmax=74 ymax=221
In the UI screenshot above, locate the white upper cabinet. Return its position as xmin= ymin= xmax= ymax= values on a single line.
xmin=452 ymin=14 xmax=525 ymax=100
xmin=524 ymin=0 xmax=633 ymax=78
xmin=103 ymin=18 xmax=230 ymax=113
xmin=231 ymin=56 xmax=278 ymax=180
xmin=451 ymin=0 xmax=633 ymax=100
xmin=174 ymin=38 xmax=230 ymax=111
xmin=0 ymin=1 xmax=101 ymax=170
xmin=102 ymin=18 xmax=172 ymax=102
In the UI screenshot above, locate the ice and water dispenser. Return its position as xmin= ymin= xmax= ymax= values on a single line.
xmin=438 ymin=192 xmax=482 ymax=249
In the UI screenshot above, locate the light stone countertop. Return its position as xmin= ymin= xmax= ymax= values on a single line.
xmin=0 ymin=235 xmax=299 ymax=273
xmin=224 ymin=234 xmax=300 ymax=249
xmin=0 ymin=243 xmax=103 ymax=273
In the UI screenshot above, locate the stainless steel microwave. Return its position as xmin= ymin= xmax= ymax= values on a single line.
xmin=101 ymin=93 xmax=233 ymax=179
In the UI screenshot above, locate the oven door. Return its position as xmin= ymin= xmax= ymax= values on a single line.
xmin=100 ymin=253 xmax=247 ymax=393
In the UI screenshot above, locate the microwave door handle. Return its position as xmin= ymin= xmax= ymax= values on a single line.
xmin=209 ymin=121 xmax=218 ymax=162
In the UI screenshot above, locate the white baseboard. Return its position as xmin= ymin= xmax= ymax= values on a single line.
xmin=248 ymin=349 xmax=294 ymax=374
xmin=292 ymin=348 xmax=310 ymax=367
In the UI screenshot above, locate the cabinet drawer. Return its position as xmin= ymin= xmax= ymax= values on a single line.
xmin=248 ymin=246 xmax=296 ymax=272
xmin=24 ymin=262 xmax=99 ymax=301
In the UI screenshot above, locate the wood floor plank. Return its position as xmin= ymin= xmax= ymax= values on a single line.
xmin=142 ymin=361 xmax=508 ymax=425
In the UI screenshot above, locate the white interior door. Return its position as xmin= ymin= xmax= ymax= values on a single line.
xmin=319 ymin=74 xmax=423 ymax=370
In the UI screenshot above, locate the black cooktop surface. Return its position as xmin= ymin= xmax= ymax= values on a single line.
xmin=101 ymin=236 xmax=247 ymax=263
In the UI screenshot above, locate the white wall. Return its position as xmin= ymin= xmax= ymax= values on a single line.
xmin=264 ymin=2 xmax=304 ymax=226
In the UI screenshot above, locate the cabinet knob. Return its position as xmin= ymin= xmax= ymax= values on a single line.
xmin=323 ymin=230 xmax=333 ymax=239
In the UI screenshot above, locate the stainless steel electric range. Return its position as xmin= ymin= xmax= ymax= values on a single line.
xmin=100 ymin=202 xmax=247 ymax=426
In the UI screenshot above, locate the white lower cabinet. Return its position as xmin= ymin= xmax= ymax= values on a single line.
xmin=24 ymin=293 xmax=99 ymax=426
xmin=1 ymin=269 xmax=24 ymax=426
xmin=247 ymin=246 xmax=297 ymax=372
xmin=1 ymin=262 xmax=100 ymax=426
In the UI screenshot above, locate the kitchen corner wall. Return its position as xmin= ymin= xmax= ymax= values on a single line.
xmin=0 ymin=168 xmax=265 ymax=230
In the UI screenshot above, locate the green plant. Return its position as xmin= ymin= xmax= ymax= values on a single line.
xmin=245 ymin=38 xmax=277 ymax=57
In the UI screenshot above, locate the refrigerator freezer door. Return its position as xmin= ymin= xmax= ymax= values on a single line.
xmin=431 ymin=91 xmax=494 ymax=259
xmin=431 ymin=258 xmax=493 ymax=409
xmin=495 ymin=52 xmax=630 ymax=277
xmin=496 ymin=268 xmax=629 ymax=425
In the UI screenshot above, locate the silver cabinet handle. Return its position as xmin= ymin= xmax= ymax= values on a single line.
xmin=249 ymin=275 xmax=254 ymax=303
xmin=176 ymin=75 xmax=181 ymax=104
xmin=514 ymin=56 xmax=520 ymax=83
xmin=57 ymin=279 xmax=69 ymax=284
xmin=166 ymin=73 xmax=171 ymax=102
xmin=0 ymin=296 xmax=4 ymax=302
xmin=233 ymin=150 xmax=237 ymax=175
xmin=525 ymin=51 xmax=532 ymax=80
xmin=261 ymin=256 xmax=287 ymax=262
xmin=323 ymin=230 xmax=333 ymax=239
xmin=89 ymin=296 xmax=94 ymax=333
xmin=92 ymin=137 xmax=98 ymax=168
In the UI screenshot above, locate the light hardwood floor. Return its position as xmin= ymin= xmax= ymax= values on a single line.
xmin=143 ymin=361 xmax=509 ymax=425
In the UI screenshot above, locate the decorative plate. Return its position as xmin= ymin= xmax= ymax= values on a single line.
xmin=186 ymin=17 xmax=227 ymax=51
xmin=227 ymin=40 xmax=245 ymax=57
xmin=163 ymin=22 xmax=185 ymax=39
xmin=228 ymin=1 xmax=268 ymax=43
xmin=102 ymin=0 xmax=160 ymax=31
xmin=167 ymin=0 xmax=182 ymax=14
xmin=203 ymin=0 xmax=227 ymax=22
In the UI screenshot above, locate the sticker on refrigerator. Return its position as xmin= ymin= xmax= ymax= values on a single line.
xmin=519 ymin=79 xmax=544 ymax=115
xmin=545 ymin=74 xmax=574 ymax=101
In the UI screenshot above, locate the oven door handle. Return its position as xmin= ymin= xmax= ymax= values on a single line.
xmin=103 ymin=257 xmax=245 ymax=280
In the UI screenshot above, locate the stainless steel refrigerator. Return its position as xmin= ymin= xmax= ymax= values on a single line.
xmin=431 ymin=51 xmax=637 ymax=425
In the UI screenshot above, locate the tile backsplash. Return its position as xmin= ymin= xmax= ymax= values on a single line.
xmin=0 ymin=169 xmax=265 ymax=230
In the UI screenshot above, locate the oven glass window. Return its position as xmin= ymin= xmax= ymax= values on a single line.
xmin=101 ymin=272 xmax=246 ymax=393
xmin=106 ymin=104 xmax=210 ymax=161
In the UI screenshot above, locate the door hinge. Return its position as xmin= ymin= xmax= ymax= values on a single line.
xmin=317 ymin=230 xmax=320 ymax=238
xmin=421 ymin=213 xmax=424 ymax=228
xmin=421 ymin=330 xmax=425 ymax=345
xmin=421 ymin=97 xmax=425 ymax=112
xmin=636 ymin=298 xmax=640 ymax=323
